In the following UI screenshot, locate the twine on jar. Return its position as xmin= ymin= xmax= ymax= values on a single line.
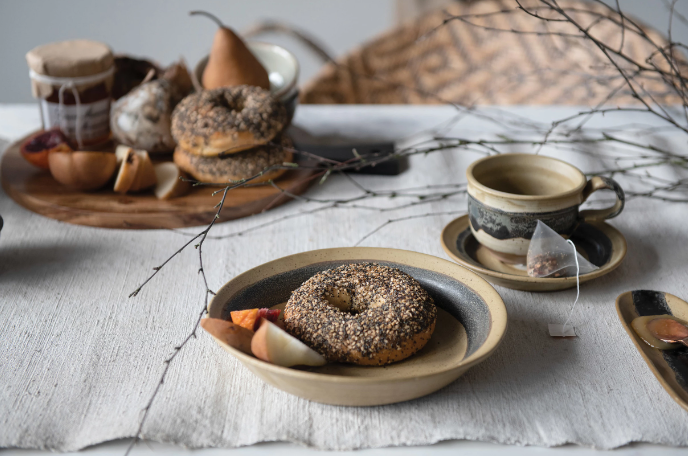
xmin=57 ymin=83 xmax=84 ymax=148
xmin=28 ymin=67 xmax=114 ymax=149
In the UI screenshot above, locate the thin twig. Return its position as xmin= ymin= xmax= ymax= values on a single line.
xmin=124 ymin=4 xmax=688 ymax=453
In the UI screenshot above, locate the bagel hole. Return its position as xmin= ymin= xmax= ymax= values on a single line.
xmin=324 ymin=288 xmax=387 ymax=314
xmin=218 ymin=93 xmax=244 ymax=113
xmin=324 ymin=287 xmax=355 ymax=314
xmin=232 ymin=100 xmax=245 ymax=113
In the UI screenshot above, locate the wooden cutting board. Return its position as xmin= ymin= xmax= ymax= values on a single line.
xmin=1 ymin=132 xmax=316 ymax=229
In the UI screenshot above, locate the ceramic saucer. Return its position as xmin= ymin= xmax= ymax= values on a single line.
xmin=440 ymin=214 xmax=627 ymax=291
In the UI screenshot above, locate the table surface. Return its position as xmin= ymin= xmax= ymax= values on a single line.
xmin=1 ymin=103 xmax=687 ymax=455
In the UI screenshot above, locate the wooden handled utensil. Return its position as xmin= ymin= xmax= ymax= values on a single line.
xmin=647 ymin=318 xmax=688 ymax=346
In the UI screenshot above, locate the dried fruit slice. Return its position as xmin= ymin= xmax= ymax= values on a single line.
xmin=128 ymin=149 xmax=157 ymax=192
xmin=232 ymin=308 xmax=281 ymax=330
xmin=200 ymin=318 xmax=253 ymax=355
xmin=153 ymin=162 xmax=191 ymax=200
xmin=21 ymin=129 xmax=72 ymax=169
xmin=256 ymin=308 xmax=281 ymax=328
xmin=251 ymin=319 xmax=327 ymax=367
xmin=265 ymin=309 xmax=281 ymax=322
xmin=113 ymin=148 xmax=141 ymax=193
xmin=115 ymin=144 xmax=132 ymax=163
xmin=230 ymin=308 xmax=260 ymax=331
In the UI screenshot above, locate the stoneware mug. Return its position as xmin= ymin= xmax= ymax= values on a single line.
xmin=466 ymin=153 xmax=624 ymax=261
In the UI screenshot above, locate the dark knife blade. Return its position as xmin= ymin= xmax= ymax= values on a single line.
xmin=292 ymin=142 xmax=407 ymax=175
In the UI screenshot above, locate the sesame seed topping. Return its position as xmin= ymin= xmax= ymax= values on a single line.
xmin=284 ymin=263 xmax=437 ymax=365
xmin=171 ymin=85 xmax=287 ymax=147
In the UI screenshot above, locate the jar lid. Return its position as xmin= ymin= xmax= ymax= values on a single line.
xmin=26 ymin=40 xmax=114 ymax=98
xmin=26 ymin=39 xmax=113 ymax=78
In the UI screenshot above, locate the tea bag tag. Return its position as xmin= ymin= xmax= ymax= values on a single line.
xmin=548 ymin=324 xmax=576 ymax=337
xmin=549 ymin=239 xmax=580 ymax=338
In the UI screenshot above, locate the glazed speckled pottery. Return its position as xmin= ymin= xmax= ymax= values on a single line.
xmin=466 ymin=153 xmax=625 ymax=259
xmin=441 ymin=215 xmax=627 ymax=291
xmin=206 ymin=247 xmax=507 ymax=406
xmin=616 ymin=290 xmax=688 ymax=413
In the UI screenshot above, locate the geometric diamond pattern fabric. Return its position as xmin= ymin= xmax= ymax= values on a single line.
xmin=301 ymin=0 xmax=683 ymax=105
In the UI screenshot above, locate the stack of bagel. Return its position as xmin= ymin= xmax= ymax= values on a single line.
xmin=171 ymin=85 xmax=293 ymax=184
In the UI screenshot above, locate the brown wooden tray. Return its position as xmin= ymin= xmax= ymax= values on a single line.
xmin=1 ymin=132 xmax=315 ymax=230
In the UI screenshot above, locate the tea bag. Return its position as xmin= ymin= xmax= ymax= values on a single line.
xmin=527 ymin=221 xmax=597 ymax=338
xmin=527 ymin=220 xmax=598 ymax=278
xmin=549 ymin=238 xmax=580 ymax=338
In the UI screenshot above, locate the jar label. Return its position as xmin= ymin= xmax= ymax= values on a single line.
xmin=40 ymin=98 xmax=110 ymax=145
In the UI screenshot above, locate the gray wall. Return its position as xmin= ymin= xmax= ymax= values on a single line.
xmin=1 ymin=0 xmax=686 ymax=104
xmin=0 ymin=0 xmax=394 ymax=103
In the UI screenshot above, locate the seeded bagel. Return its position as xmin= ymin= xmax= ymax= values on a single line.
xmin=171 ymin=85 xmax=287 ymax=157
xmin=174 ymin=135 xmax=293 ymax=184
xmin=283 ymin=263 xmax=437 ymax=366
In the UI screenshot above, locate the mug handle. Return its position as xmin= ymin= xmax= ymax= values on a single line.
xmin=579 ymin=176 xmax=625 ymax=222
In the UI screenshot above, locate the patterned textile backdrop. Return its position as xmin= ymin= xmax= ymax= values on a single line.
xmin=301 ymin=0 xmax=683 ymax=105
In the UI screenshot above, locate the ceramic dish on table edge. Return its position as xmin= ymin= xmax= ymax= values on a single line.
xmin=616 ymin=290 xmax=688 ymax=413
xmin=206 ymin=247 xmax=507 ymax=406
xmin=441 ymin=214 xmax=627 ymax=292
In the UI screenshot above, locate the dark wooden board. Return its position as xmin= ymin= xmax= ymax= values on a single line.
xmin=1 ymin=132 xmax=315 ymax=230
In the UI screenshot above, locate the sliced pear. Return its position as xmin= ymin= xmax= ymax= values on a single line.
xmin=201 ymin=318 xmax=254 ymax=355
xmin=115 ymin=144 xmax=132 ymax=163
xmin=251 ymin=319 xmax=327 ymax=367
xmin=128 ymin=149 xmax=157 ymax=192
xmin=113 ymin=148 xmax=141 ymax=193
xmin=153 ymin=162 xmax=191 ymax=200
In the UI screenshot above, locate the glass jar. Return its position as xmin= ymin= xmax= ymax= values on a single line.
xmin=27 ymin=40 xmax=114 ymax=148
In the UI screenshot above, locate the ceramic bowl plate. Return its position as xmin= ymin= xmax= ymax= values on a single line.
xmin=441 ymin=214 xmax=627 ymax=291
xmin=616 ymin=290 xmax=688 ymax=412
xmin=206 ymin=247 xmax=507 ymax=406
xmin=193 ymin=41 xmax=299 ymax=99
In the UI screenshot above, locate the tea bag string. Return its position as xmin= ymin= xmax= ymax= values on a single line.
xmin=561 ymin=239 xmax=580 ymax=335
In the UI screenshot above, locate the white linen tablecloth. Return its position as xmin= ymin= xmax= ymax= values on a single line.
xmin=1 ymin=105 xmax=687 ymax=452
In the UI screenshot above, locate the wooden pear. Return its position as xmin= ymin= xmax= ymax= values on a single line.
xmin=191 ymin=11 xmax=270 ymax=90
